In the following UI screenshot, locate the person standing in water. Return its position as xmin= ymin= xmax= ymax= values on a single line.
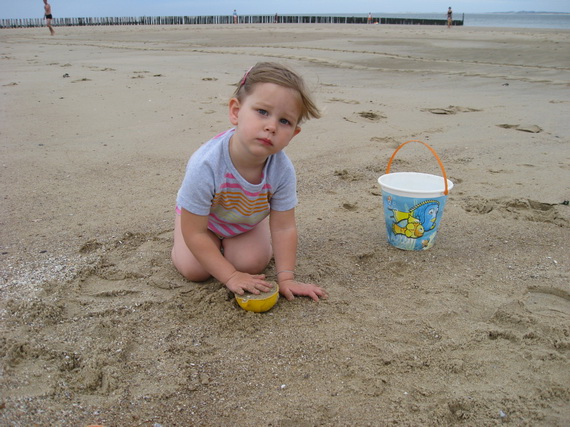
xmin=44 ymin=0 xmax=55 ymax=35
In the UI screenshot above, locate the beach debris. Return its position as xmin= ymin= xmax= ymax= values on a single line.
xmin=62 ymin=73 xmax=70 ymax=78
xmin=496 ymin=124 xmax=542 ymax=133
xmin=423 ymin=105 xmax=481 ymax=115
xmin=3 ymin=82 xmax=18 ymax=86
xmin=327 ymin=97 xmax=360 ymax=104
xmin=358 ymin=110 xmax=385 ymax=121
xmin=426 ymin=107 xmax=455 ymax=115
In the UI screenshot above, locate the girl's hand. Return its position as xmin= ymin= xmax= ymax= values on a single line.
xmin=225 ymin=272 xmax=273 ymax=296
xmin=278 ymin=279 xmax=328 ymax=302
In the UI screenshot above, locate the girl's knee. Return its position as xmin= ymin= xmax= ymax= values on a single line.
xmin=229 ymin=248 xmax=272 ymax=274
xmin=171 ymin=247 xmax=211 ymax=282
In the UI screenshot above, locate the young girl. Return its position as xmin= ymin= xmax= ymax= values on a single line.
xmin=172 ymin=62 xmax=327 ymax=302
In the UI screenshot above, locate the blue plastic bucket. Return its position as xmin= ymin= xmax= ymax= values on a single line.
xmin=378 ymin=140 xmax=453 ymax=250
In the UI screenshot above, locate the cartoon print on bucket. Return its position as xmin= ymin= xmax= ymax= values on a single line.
xmin=382 ymin=192 xmax=448 ymax=250
xmin=392 ymin=199 xmax=440 ymax=237
xmin=378 ymin=140 xmax=453 ymax=251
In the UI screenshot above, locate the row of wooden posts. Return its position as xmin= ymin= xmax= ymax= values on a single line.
xmin=1 ymin=15 xmax=464 ymax=28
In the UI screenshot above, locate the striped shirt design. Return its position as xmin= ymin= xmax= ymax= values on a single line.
xmin=209 ymin=173 xmax=273 ymax=237
xmin=176 ymin=129 xmax=297 ymax=238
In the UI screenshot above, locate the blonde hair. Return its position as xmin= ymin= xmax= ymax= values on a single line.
xmin=233 ymin=62 xmax=321 ymax=123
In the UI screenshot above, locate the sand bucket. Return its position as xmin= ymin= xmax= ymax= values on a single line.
xmin=378 ymin=140 xmax=453 ymax=250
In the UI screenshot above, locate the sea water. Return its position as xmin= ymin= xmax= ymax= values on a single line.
xmin=338 ymin=12 xmax=570 ymax=30
xmin=455 ymin=12 xmax=569 ymax=29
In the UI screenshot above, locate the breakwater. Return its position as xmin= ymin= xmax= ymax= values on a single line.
xmin=0 ymin=15 xmax=463 ymax=28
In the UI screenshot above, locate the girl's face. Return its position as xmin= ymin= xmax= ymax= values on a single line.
xmin=229 ymin=82 xmax=302 ymax=161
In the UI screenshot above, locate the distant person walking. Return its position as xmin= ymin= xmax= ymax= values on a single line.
xmin=368 ymin=13 xmax=372 ymax=24
xmin=44 ymin=0 xmax=55 ymax=35
xmin=447 ymin=7 xmax=453 ymax=28
xmin=233 ymin=9 xmax=238 ymax=24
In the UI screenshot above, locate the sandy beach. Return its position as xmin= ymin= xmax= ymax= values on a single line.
xmin=1 ymin=23 xmax=569 ymax=425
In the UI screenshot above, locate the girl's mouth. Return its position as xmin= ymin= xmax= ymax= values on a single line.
xmin=259 ymin=138 xmax=273 ymax=146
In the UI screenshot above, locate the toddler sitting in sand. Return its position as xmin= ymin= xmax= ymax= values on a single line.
xmin=172 ymin=62 xmax=327 ymax=302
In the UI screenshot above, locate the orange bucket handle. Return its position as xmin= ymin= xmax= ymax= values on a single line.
xmin=385 ymin=140 xmax=450 ymax=195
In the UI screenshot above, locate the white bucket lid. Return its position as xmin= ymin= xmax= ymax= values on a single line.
xmin=378 ymin=172 xmax=453 ymax=198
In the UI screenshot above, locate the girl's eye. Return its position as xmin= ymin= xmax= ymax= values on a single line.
xmin=279 ymin=118 xmax=291 ymax=125
xmin=257 ymin=109 xmax=268 ymax=116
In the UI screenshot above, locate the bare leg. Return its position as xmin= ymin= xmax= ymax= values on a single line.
xmin=171 ymin=214 xmax=221 ymax=281
xmin=47 ymin=19 xmax=55 ymax=35
xmin=222 ymin=217 xmax=272 ymax=274
xmin=171 ymin=215 xmax=272 ymax=281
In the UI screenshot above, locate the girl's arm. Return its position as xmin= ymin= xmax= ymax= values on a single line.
xmin=180 ymin=209 xmax=270 ymax=295
xmin=270 ymin=209 xmax=327 ymax=301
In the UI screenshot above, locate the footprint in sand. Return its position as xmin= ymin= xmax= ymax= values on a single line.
xmin=496 ymin=124 xmax=542 ymax=133
xmin=334 ymin=169 xmax=364 ymax=181
xmin=525 ymin=286 xmax=570 ymax=318
xmin=341 ymin=202 xmax=358 ymax=211
xmin=344 ymin=110 xmax=386 ymax=123
xmin=75 ymin=232 xmax=184 ymax=314
xmin=490 ymin=287 xmax=570 ymax=352
xmin=461 ymin=197 xmax=565 ymax=226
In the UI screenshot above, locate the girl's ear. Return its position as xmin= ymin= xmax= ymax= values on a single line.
xmin=229 ymin=98 xmax=240 ymax=126
xmin=293 ymin=126 xmax=301 ymax=137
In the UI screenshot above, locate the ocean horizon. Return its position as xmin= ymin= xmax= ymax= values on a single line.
xmin=2 ymin=11 xmax=569 ymax=30
xmin=324 ymin=12 xmax=570 ymax=29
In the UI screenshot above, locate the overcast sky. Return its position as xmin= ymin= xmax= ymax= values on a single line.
xmin=3 ymin=0 xmax=569 ymax=19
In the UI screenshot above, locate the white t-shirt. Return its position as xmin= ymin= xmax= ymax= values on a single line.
xmin=176 ymin=129 xmax=298 ymax=238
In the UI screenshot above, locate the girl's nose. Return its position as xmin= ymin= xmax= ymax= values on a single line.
xmin=265 ymin=120 xmax=276 ymax=133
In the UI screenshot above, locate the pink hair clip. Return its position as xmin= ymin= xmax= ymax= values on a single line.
xmin=240 ymin=66 xmax=253 ymax=86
